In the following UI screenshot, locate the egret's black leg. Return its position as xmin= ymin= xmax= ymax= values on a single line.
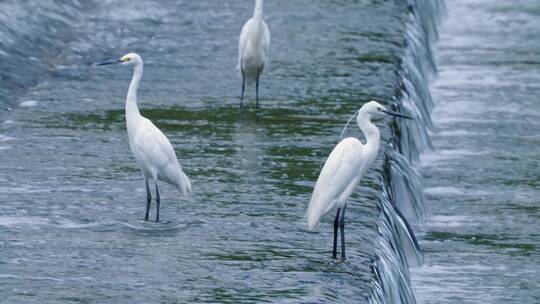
xmin=332 ymin=208 xmax=341 ymax=259
xmin=155 ymin=182 xmax=160 ymax=223
xmin=255 ymin=69 xmax=261 ymax=109
xmin=340 ymin=204 xmax=347 ymax=260
xmin=145 ymin=180 xmax=151 ymax=221
xmin=240 ymin=70 xmax=245 ymax=108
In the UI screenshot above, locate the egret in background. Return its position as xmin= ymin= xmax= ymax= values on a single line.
xmin=96 ymin=53 xmax=191 ymax=222
xmin=238 ymin=0 xmax=270 ymax=108
xmin=306 ymin=101 xmax=412 ymax=259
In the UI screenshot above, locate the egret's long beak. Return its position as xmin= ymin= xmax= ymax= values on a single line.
xmin=95 ymin=59 xmax=122 ymax=66
xmin=382 ymin=109 xmax=413 ymax=120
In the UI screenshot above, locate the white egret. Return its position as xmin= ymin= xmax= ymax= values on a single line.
xmin=96 ymin=53 xmax=191 ymax=222
xmin=238 ymin=0 xmax=270 ymax=108
xmin=306 ymin=101 xmax=412 ymax=259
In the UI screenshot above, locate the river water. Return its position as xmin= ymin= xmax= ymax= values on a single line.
xmin=411 ymin=1 xmax=540 ymax=303
xmin=0 ymin=1 xmax=430 ymax=303
xmin=1 ymin=0 xmax=535 ymax=303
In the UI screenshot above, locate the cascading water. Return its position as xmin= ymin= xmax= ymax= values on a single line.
xmin=369 ymin=0 xmax=445 ymax=303
xmin=410 ymin=0 xmax=540 ymax=302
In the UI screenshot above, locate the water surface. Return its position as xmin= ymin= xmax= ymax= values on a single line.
xmin=411 ymin=1 xmax=540 ymax=303
xmin=0 ymin=1 xmax=421 ymax=303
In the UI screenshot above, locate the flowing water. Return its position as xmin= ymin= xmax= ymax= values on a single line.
xmin=0 ymin=1 xmax=434 ymax=303
xmin=411 ymin=0 xmax=540 ymax=303
xmin=6 ymin=0 xmax=536 ymax=303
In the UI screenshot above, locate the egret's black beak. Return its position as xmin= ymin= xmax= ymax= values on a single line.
xmin=95 ymin=59 xmax=122 ymax=66
xmin=382 ymin=109 xmax=413 ymax=120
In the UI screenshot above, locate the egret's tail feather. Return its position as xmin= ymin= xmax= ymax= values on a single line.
xmin=307 ymin=215 xmax=320 ymax=231
xmin=177 ymin=170 xmax=192 ymax=195
xmin=306 ymin=200 xmax=323 ymax=230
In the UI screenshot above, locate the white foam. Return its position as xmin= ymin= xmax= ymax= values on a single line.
xmin=424 ymin=186 xmax=464 ymax=195
xmin=0 ymin=216 xmax=50 ymax=228
xmin=430 ymin=215 xmax=470 ymax=222
xmin=54 ymin=219 xmax=104 ymax=229
xmin=0 ymin=274 xmax=20 ymax=279
xmin=427 ymin=215 xmax=478 ymax=228
xmin=412 ymin=263 xmax=504 ymax=276
xmin=0 ymin=185 xmax=98 ymax=194
xmin=19 ymin=100 xmax=38 ymax=107
xmin=0 ymin=216 xmax=110 ymax=230
xmin=420 ymin=149 xmax=490 ymax=166
xmin=425 ymin=186 xmax=490 ymax=196
xmin=0 ymin=135 xmax=14 ymax=142
xmin=434 ymin=129 xmax=489 ymax=137
xmin=430 ymin=99 xmax=507 ymax=125
xmin=435 ymin=115 xmax=499 ymax=125
xmin=0 ymin=273 xmax=63 ymax=282
xmin=0 ymin=186 xmax=48 ymax=194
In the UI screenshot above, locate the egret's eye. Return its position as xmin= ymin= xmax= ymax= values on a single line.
xmin=121 ymin=57 xmax=130 ymax=62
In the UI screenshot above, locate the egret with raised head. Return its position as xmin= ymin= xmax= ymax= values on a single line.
xmin=306 ymin=101 xmax=412 ymax=259
xmin=96 ymin=53 xmax=191 ymax=222
xmin=238 ymin=0 xmax=270 ymax=108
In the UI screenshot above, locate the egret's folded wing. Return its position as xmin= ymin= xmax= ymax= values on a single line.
xmin=134 ymin=119 xmax=175 ymax=164
xmin=262 ymin=20 xmax=270 ymax=69
xmin=132 ymin=119 xmax=187 ymax=187
xmin=238 ymin=20 xmax=251 ymax=70
xmin=307 ymin=138 xmax=363 ymax=229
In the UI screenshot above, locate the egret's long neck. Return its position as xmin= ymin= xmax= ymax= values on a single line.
xmin=253 ymin=0 xmax=264 ymax=19
xmin=126 ymin=63 xmax=143 ymax=131
xmin=358 ymin=113 xmax=380 ymax=152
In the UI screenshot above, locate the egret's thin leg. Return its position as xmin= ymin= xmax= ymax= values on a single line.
xmin=240 ymin=70 xmax=245 ymax=108
xmin=332 ymin=208 xmax=341 ymax=259
xmin=145 ymin=180 xmax=151 ymax=221
xmin=340 ymin=204 xmax=347 ymax=260
xmin=155 ymin=182 xmax=160 ymax=223
xmin=255 ymin=69 xmax=261 ymax=109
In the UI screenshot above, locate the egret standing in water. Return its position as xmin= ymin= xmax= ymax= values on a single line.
xmin=238 ymin=0 xmax=270 ymax=108
xmin=306 ymin=101 xmax=412 ymax=259
xmin=96 ymin=53 xmax=191 ymax=222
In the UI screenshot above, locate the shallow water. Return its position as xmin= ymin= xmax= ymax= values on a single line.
xmin=0 ymin=1 xmax=423 ymax=303
xmin=411 ymin=1 xmax=540 ymax=303
xmin=5 ymin=0 xmax=536 ymax=303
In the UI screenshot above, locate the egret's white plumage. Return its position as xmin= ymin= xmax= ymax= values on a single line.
xmin=97 ymin=53 xmax=191 ymax=222
xmin=307 ymin=137 xmax=368 ymax=230
xmin=129 ymin=116 xmax=191 ymax=195
xmin=238 ymin=0 xmax=270 ymax=108
xmin=306 ymin=101 xmax=412 ymax=259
